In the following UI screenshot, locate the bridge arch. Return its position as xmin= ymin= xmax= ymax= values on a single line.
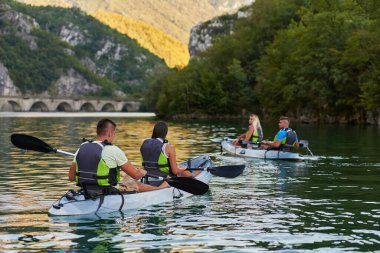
xmin=56 ymin=102 xmax=73 ymax=112
xmin=1 ymin=100 xmax=22 ymax=112
xmin=101 ymin=103 xmax=116 ymax=112
xmin=80 ymin=102 xmax=95 ymax=112
xmin=30 ymin=101 xmax=49 ymax=112
xmin=121 ymin=103 xmax=133 ymax=112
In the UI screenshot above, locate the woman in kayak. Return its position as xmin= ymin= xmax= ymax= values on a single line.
xmin=68 ymin=118 xmax=168 ymax=195
xmin=140 ymin=121 xmax=201 ymax=178
xmin=233 ymin=114 xmax=263 ymax=147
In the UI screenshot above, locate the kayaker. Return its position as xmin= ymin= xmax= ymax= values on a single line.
xmin=68 ymin=118 xmax=168 ymax=196
xmin=259 ymin=116 xmax=299 ymax=150
xmin=140 ymin=121 xmax=201 ymax=179
xmin=233 ymin=114 xmax=263 ymax=147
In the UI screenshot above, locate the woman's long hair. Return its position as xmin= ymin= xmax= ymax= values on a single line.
xmin=152 ymin=121 xmax=168 ymax=140
xmin=251 ymin=114 xmax=263 ymax=137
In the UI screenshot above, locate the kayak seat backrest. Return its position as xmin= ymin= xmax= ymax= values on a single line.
xmin=197 ymin=157 xmax=211 ymax=168
xmin=179 ymin=155 xmax=212 ymax=169
xmin=82 ymin=185 xmax=120 ymax=199
xmin=280 ymin=144 xmax=294 ymax=152
xmin=144 ymin=180 xmax=164 ymax=187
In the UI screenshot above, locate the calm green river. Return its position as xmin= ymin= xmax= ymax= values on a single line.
xmin=0 ymin=117 xmax=379 ymax=252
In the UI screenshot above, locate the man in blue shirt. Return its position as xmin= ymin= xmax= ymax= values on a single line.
xmin=260 ymin=116 xmax=299 ymax=150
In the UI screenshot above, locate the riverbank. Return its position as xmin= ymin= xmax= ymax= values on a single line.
xmin=170 ymin=111 xmax=380 ymax=125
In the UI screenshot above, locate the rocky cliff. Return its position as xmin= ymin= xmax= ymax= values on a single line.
xmin=189 ymin=8 xmax=250 ymax=56
xmin=0 ymin=63 xmax=21 ymax=96
xmin=0 ymin=3 xmax=39 ymax=48
xmin=51 ymin=69 xmax=100 ymax=97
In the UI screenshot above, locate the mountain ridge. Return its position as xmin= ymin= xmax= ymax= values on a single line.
xmin=16 ymin=0 xmax=254 ymax=67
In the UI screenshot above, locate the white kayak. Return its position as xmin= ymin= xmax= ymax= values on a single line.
xmin=48 ymin=155 xmax=213 ymax=216
xmin=222 ymin=140 xmax=304 ymax=161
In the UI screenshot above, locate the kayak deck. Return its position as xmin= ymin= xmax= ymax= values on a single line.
xmin=48 ymin=155 xmax=212 ymax=216
xmin=221 ymin=140 xmax=304 ymax=161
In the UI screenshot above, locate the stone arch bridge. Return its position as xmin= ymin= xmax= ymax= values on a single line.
xmin=0 ymin=96 xmax=141 ymax=112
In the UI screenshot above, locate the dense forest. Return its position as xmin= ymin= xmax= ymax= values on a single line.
xmin=145 ymin=0 xmax=380 ymax=122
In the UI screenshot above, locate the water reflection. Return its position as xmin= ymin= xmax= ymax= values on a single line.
xmin=0 ymin=118 xmax=379 ymax=251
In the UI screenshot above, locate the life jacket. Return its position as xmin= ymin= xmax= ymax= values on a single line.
xmin=75 ymin=141 xmax=120 ymax=187
xmin=274 ymin=128 xmax=298 ymax=146
xmin=140 ymin=138 xmax=171 ymax=176
xmin=246 ymin=126 xmax=263 ymax=143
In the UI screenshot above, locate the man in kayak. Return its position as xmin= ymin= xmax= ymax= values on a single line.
xmin=140 ymin=121 xmax=201 ymax=180
xmin=68 ymin=118 xmax=168 ymax=196
xmin=260 ymin=116 xmax=299 ymax=150
xmin=233 ymin=114 xmax=263 ymax=147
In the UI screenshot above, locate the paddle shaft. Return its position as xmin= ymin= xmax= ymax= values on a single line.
xmin=145 ymin=174 xmax=167 ymax=181
xmin=186 ymin=167 xmax=209 ymax=171
xmin=57 ymin=149 xmax=75 ymax=156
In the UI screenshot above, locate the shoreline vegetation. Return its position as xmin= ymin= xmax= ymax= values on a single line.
xmin=144 ymin=0 xmax=380 ymax=126
xmin=169 ymin=112 xmax=380 ymax=125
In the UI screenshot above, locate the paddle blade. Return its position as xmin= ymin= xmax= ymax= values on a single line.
xmin=166 ymin=177 xmax=209 ymax=195
xmin=209 ymin=164 xmax=245 ymax=178
xmin=11 ymin=134 xmax=55 ymax=153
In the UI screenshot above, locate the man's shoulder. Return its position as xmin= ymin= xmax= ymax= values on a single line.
xmin=101 ymin=144 xmax=128 ymax=166
xmin=276 ymin=129 xmax=287 ymax=139
xmin=103 ymin=145 xmax=124 ymax=154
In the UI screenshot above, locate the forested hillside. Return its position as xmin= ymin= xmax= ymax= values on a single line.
xmin=0 ymin=0 xmax=166 ymax=97
xmin=146 ymin=0 xmax=380 ymax=124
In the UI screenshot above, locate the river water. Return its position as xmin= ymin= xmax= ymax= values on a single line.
xmin=0 ymin=117 xmax=379 ymax=252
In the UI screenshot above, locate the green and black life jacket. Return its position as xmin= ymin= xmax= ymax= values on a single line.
xmin=75 ymin=141 xmax=120 ymax=187
xmin=273 ymin=128 xmax=298 ymax=146
xmin=140 ymin=138 xmax=171 ymax=177
xmin=246 ymin=126 xmax=263 ymax=143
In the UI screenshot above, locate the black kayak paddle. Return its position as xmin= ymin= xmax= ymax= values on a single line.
xmin=186 ymin=164 xmax=245 ymax=178
xmin=11 ymin=134 xmax=75 ymax=156
xmin=146 ymin=174 xmax=209 ymax=195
